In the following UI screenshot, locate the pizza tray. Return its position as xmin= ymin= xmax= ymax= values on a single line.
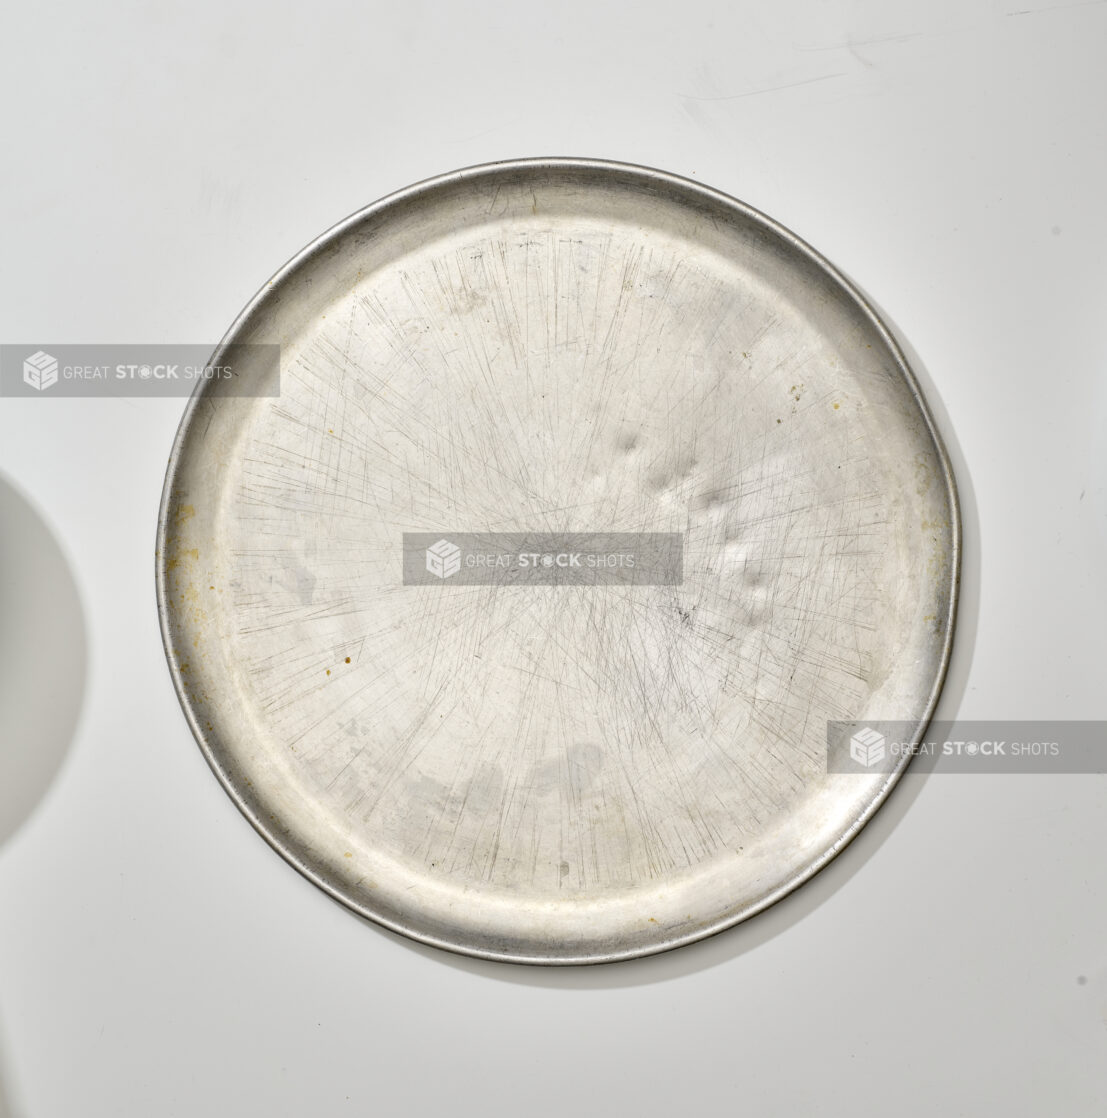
xmin=156 ymin=159 xmax=959 ymax=964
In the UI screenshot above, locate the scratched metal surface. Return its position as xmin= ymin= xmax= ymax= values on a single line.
xmin=157 ymin=159 xmax=959 ymax=964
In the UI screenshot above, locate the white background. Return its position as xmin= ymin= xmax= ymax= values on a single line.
xmin=2 ymin=1 xmax=1105 ymax=1114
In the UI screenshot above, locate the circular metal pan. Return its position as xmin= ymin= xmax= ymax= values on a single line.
xmin=157 ymin=159 xmax=959 ymax=965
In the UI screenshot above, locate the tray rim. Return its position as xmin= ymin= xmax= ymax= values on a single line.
xmin=155 ymin=156 xmax=962 ymax=966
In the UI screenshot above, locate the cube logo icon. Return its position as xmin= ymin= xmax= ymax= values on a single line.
xmin=850 ymin=726 xmax=886 ymax=767
xmin=23 ymin=351 xmax=58 ymax=391
xmin=426 ymin=538 xmax=461 ymax=579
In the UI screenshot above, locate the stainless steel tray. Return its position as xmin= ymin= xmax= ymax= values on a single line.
xmin=157 ymin=159 xmax=959 ymax=964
